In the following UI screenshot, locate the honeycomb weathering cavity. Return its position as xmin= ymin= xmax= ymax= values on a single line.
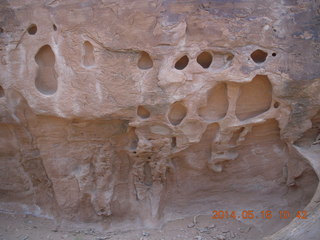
xmin=34 ymin=45 xmax=57 ymax=95
xmin=0 ymin=1 xmax=320 ymax=239
xmin=236 ymin=75 xmax=272 ymax=121
xmin=83 ymin=41 xmax=95 ymax=67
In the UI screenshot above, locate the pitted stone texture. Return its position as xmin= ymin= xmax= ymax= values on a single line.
xmin=0 ymin=0 xmax=320 ymax=239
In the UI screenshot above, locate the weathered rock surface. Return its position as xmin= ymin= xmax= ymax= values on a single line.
xmin=0 ymin=0 xmax=319 ymax=239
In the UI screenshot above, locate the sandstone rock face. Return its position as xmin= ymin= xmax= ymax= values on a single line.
xmin=0 ymin=0 xmax=319 ymax=239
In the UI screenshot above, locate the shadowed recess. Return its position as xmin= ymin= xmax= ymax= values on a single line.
xmin=35 ymin=45 xmax=58 ymax=95
xmin=251 ymin=49 xmax=268 ymax=63
xmin=236 ymin=75 xmax=272 ymax=120
xmin=137 ymin=105 xmax=150 ymax=119
xmin=0 ymin=86 xmax=4 ymax=97
xmin=197 ymin=51 xmax=213 ymax=68
xmin=198 ymin=82 xmax=229 ymax=121
xmin=168 ymin=101 xmax=187 ymax=125
xmin=27 ymin=24 xmax=37 ymax=35
xmin=83 ymin=41 xmax=95 ymax=67
xmin=138 ymin=51 xmax=153 ymax=69
xmin=175 ymin=55 xmax=189 ymax=70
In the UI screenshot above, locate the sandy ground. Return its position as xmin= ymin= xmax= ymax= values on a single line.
xmin=0 ymin=213 xmax=266 ymax=240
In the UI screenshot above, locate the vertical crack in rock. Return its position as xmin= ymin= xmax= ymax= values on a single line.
xmin=0 ymin=86 xmax=4 ymax=97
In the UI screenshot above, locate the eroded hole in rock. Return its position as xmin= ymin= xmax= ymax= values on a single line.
xmin=274 ymin=102 xmax=280 ymax=108
xmin=0 ymin=27 xmax=3 ymax=33
xmin=35 ymin=45 xmax=58 ymax=95
xmin=168 ymin=101 xmax=187 ymax=125
xmin=236 ymin=75 xmax=272 ymax=120
xmin=1 ymin=1 xmax=320 ymax=239
xmin=251 ymin=49 xmax=268 ymax=63
xmin=197 ymin=51 xmax=213 ymax=68
xmin=198 ymin=82 xmax=229 ymax=121
xmin=137 ymin=105 xmax=150 ymax=119
xmin=137 ymin=51 xmax=153 ymax=69
xmin=174 ymin=55 xmax=189 ymax=70
xmin=53 ymin=24 xmax=57 ymax=31
xmin=272 ymin=52 xmax=277 ymax=57
xmin=170 ymin=119 xmax=318 ymax=238
xmin=128 ymin=127 xmax=138 ymax=150
xmin=226 ymin=53 xmax=234 ymax=61
xmin=0 ymin=86 xmax=4 ymax=97
xmin=143 ymin=162 xmax=153 ymax=186
xmin=27 ymin=24 xmax=37 ymax=35
xmin=82 ymin=41 xmax=95 ymax=67
xmin=171 ymin=137 xmax=176 ymax=148
xmin=295 ymin=110 xmax=320 ymax=147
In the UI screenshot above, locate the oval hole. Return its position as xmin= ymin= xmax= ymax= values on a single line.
xmin=138 ymin=51 xmax=153 ymax=69
xmin=27 ymin=24 xmax=37 ymax=35
xmin=83 ymin=41 xmax=95 ymax=67
xmin=53 ymin=24 xmax=57 ymax=31
xmin=168 ymin=101 xmax=187 ymax=126
xmin=251 ymin=49 xmax=268 ymax=63
xmin=174 ymin=55 xmax=189 ymax=70
xmin=137 ymin=106 xmax=150 ymax=119
xmin=35 ymin=45 xmax=58 ymax=95
xmin=197 ymin=51 xmax=212 ymax=68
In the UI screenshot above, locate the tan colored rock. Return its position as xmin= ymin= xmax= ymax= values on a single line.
xmin=0 ymin=0 xmax=319 ymax=239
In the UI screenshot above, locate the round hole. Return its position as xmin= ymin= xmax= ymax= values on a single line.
xmin=27 ymin=24 xmax=37 ymax=35
xmin=272 ymin=53 xmax=277 ymax=57
xmin=250 ymin=49 xmax=268 ymax=63
xmin=174 ymin=55 xmax=189 ymax=70
xmin=274 ymin=102 xmax=280 ymax=108
xmin=53 ymin=24 xmax=57 ymax=31
xmin=197 ymin=51 xmax=212 ymax=68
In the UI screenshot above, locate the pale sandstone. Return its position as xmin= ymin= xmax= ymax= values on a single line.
xmin=0 ymin=0 xmax=319 ymax=239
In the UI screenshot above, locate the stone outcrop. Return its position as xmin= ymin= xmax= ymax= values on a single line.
xmin=0 ymin=0 xmax=319 ymax=239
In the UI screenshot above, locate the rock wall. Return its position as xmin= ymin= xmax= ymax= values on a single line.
xmin=0 ymin=0 xmax=320 ymax=239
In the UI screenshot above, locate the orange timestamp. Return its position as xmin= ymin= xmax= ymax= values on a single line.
xmin=211 ymin=210 xmax=308 ymax=220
